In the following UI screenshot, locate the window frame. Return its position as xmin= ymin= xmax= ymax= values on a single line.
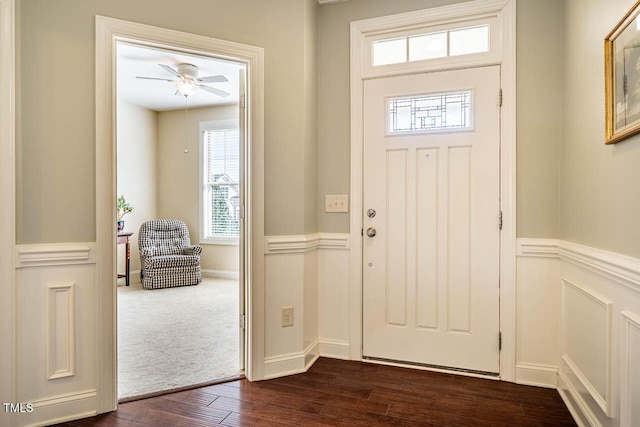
xmin=362 ymin=16 xmax=500 ymax=79
xmin=199 ymin=119 xmax=241 ymax=246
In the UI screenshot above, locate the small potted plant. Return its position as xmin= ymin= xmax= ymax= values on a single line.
xmin=116 ymin=195 xmax=133 ymax=231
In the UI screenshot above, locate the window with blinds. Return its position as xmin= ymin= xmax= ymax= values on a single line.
xmin=201 ymin=121 xmax=240 ymax=242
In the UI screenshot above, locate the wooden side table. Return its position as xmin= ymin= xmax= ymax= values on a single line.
xmin=117 ymin=231 xmax=134 ymax=286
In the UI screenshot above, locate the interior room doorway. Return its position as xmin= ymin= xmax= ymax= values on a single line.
xmin=114 ymin=40 xmax=247 ymax=400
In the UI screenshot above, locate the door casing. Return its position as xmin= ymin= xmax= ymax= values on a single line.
xmin=96 ymin=16 xmax=265 ymax=413
xmin=0 ymin=0 xmax=16 ymax=422
xmin=349 ymin=0 xmax=517 ymax=381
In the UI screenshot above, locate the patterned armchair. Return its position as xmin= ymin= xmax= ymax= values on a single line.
xmin=138 ymin=219 xmax=202 ymax=289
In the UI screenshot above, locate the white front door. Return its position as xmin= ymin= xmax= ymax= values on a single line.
xmin=362 ymin=66 xmax=501 ymax=374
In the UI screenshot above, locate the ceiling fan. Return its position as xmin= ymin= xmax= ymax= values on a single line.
xmin=136 ymin=63 xmax=230 ymax=98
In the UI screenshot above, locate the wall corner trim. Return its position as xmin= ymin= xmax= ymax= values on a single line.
xmin=265 ymin=233 xmax=349 ymax=254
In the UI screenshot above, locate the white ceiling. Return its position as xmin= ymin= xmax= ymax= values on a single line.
xmin=116 ymin=42 xmax=242 ymax=112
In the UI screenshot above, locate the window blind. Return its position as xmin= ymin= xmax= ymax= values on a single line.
xmin=204 ymin=128 xmax=240 ymax=239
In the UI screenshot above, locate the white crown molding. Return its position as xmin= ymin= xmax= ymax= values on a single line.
xmin=317 ymin=0 xmax=349 ymax=4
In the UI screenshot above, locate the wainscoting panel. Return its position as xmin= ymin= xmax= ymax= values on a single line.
xmin=263 ymin=233 xmax=350 ymax=378
xmin=318 ymin=235 xmax=350 ymax=360
xmin=561 ymin=279 xmax=612 ymax=416
xmin=518 ymin=239 xmax=640 ymax=427
xmin=515 ymin=247 xmax=561 ymax=387
xmin=621 ymin=310 xmax=640 ymax=427
xmin=15 ymin=243 xmax=98 ymax=427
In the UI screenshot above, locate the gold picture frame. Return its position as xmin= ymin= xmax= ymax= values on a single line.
xmin=605 ymin=1 xmax=640 ymax=144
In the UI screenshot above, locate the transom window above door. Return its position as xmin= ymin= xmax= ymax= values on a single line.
xmin=372 ymin=25 xmax=489 ymax=66
xmin=362 ymin=17 xmax=500 ymax=78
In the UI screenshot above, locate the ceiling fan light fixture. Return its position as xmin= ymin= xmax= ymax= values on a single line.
xmin=176 ymin=79 xmax=197 ymax=96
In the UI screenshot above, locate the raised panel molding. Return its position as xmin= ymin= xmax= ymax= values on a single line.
xmin=622 ymin=310 xmax=640 ymax=427
xmin=561 ymin=279 xmax=613 ymax=417
xmin=47 ymin=283 xmax=76 ymax=380
xmin=16 ymin=242 xmax=98 ymax=427
xmin=519 ymin=238 xmax=640 ymax=426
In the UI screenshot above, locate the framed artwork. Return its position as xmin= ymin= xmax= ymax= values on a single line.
xmin=605 ymin=1 xmax=640 ymax=144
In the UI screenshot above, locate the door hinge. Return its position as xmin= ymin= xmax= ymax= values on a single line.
xmin=240 ymin=94 xmax=246 ymax=109
xmin=499 ymin=210 xmax=503 ymax=230
xmin=499 ymin=332 xmax=502 ymax=351
xmin=240 ymin=314 xmax=246 ymax=329
xmin=361 ymin=228 xmax=364 ymax=236
xmin=499 ymin=88 xmax=503 ymax=107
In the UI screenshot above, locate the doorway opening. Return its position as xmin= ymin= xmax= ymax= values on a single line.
xmin=96 ymin=16 xmax=265 ymax=413
xmin=114 ymin=41 xmax=246 ymax=401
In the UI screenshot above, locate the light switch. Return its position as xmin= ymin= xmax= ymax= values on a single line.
xmin=325 ymin=195 xmax=349 ymax=213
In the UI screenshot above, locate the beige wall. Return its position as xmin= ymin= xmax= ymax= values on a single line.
xmin=317 ymin=0 xmax=565 ymax=238
xmin=304 ymin=0 xmax=318 ymax=235
xmin=317 ymin=0 xmax=473 ymax=233
xmin=17 ymin=0 xmax=317 ymax=243
xmin=158 ymin=105 xmax=239 ymax=273
xmin=516 ymin=0 xmax=563 ymax=238
xmin=20 ymin=0 xmax=640 ymax=256
xmin=560 ymin=0 xmax=640 ymax=258
xmin=116 ymin=101 xmax=158 ymax=275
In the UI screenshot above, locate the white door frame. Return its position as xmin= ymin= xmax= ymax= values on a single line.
xmin=95 ymin=16 xmax=265 ymax=413
xmin=0 ymin=0 xmax=16 ymax=418
xmin=349 ymin=0 xmax=517 ymax=381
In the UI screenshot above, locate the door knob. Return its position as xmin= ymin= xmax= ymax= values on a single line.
xmin=366 ymin=227 xmax=377 ymax=237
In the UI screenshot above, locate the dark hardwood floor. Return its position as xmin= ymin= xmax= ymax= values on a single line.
xmin=54 ymin=358 xmax=576 ymax=426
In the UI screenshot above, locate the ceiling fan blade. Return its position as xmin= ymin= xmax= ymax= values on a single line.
xmin=198 ymin=75 xmax=228 ymax=83
xmin=135 ymin=76 xmax=175 ymax=82
xmin=158 ymin=64 xmax=182 ymax=78
xmin=198 ymin=84 xmax=230 ymax=98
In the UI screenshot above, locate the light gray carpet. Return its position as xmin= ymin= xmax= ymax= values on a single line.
xmin=117 ymin=278 xmax=240 ymax=399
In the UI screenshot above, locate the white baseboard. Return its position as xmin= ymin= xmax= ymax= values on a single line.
xmin=319 ymin=339 xmax=350 ymax=360
xmin=263 ymin=351 xmax=306 ymax=379
xmin=202 ymin=269 xmax=239 ymax=280
xmin=515 ymin=363 xmax=558 ymax=389
xmin=558 ymin=370 xmax=598 ymax=427
xmin=304 ymin=339 xmax=320 ymax=370
xmin=23 ymin=390 xmax=97 ymax=427
xmin=263 ymin=339 xmax=321 ymax=379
